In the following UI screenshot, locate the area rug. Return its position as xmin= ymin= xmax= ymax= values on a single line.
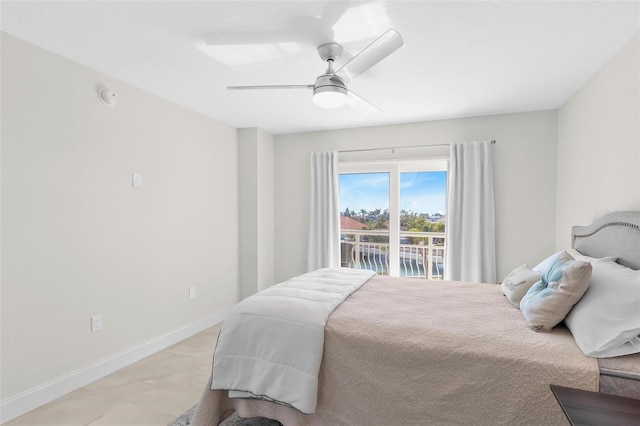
xmin=168 ymin=405 xmax=282 ymax=426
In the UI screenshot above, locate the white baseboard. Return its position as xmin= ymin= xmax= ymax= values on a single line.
xmin=0 ymin=309 xmax=229 ymax=423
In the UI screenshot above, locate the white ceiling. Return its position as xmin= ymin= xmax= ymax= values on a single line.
xmin=1 ymin=1 xmax=639 ymax=135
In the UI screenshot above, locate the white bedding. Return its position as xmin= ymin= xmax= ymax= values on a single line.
xmin=210 ymin=267 xmax=374 ymax=414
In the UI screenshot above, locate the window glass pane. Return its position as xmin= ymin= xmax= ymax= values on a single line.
xmin=400 ymin=171 xmax=447 ymax=220
xmin=400 ymin=171 xmax=446 ymax=279
xmin=339 ymin=173 xmax=389 ymax=275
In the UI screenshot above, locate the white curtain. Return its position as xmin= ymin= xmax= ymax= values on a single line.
xmin=307 ymin=151 xmax=341 ymax=271
xmin=444 ymin=140 xmax=496 ymax=283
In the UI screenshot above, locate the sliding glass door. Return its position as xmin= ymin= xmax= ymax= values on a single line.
xmin=339 ymin=161 xmax=447 ymax=279
xmin=339 ymin=172 xmax=392 ymax=275
xmin=399 ymin=170 xmax=447 ymax=279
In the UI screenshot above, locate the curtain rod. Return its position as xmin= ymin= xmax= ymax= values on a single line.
xmin=338 ymin=140 xmax=496 ymax=154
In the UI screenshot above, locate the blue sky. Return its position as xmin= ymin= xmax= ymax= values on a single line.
xmin=339 ymin=171 xmax=447 ymax=214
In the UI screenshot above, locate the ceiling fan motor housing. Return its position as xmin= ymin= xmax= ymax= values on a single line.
xmin=314 ymin=74 xmax=347 ymax=93
xmin=317 ymin=42 xmax=343 ymax=62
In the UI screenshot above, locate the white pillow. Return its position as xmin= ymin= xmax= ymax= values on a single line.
xmin=566 ymin=248 xmax=617 ymax=264
xmin=500 ymin=265 xmax=542 ymax=309
xmin=533 ymin=250 xmax=616 ymax=274
xmin=565 ymin=261 xmax=640 ymax=358
xmin=531 ymin=251 xmax=566 ymax=274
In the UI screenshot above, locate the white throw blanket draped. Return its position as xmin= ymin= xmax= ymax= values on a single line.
xmin=444 ymin=140 xmax=496 ymax=283
xmin=211 ymin=268 xmax=375 ymax=414
xmin=307 ymin=151 xmax=341 ymax=271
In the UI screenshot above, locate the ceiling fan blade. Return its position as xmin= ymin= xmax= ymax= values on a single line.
xmin=347 ymin=90 xmax=382 ymax=113
xmin=336 ymin=29 xmax=404 ymax=84
xmin=228 ymin=85 xmax=314 ymax=90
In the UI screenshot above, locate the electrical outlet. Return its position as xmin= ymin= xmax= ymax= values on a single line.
xmin=189 ymin=286 xmax=196 ymax=299
xmin=91 ymin=315 xmax=102 ymax=332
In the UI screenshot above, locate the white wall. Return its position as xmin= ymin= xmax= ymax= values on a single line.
xmin=556 ymin=33 xmax=640 ymax=248
xmin=238 ymin=129 xmax=259 ymax=299
xmin=238 ymin=128 xmax=275 ymax=299
xmin=274 ymin=111 xmax=558 ymax=283
xmin=1 ymin=33 xmax=239 ymax=402
xmin=256 ymin=130 xmax=276 ymax=292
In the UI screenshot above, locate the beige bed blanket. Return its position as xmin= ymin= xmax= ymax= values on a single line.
xmin=191 ymin=275 xmax=599 ymax=425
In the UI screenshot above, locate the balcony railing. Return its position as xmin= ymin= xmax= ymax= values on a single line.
xmin=340 ymin=229 xmax=445 ymax=280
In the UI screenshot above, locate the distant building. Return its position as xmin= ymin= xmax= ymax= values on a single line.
xmin=341 ymin=215 xmax=367 ymax=230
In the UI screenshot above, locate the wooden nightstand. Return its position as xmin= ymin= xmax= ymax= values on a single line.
xmin=550 ymin=384 xmax=640 ymax=426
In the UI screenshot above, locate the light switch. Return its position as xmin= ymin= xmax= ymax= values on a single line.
xmin=132 ymin=173 xmax=142 ymax=188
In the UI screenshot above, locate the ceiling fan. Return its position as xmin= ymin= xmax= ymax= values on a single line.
xmin=227 ymin=29 xmax=404 ymax=111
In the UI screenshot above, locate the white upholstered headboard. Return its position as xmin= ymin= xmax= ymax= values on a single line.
xmin=571 ymin=211 xmax=640 ymax=270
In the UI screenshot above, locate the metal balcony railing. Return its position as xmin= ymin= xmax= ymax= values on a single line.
xmin=340 ymin=229 xmax=445 ymax=280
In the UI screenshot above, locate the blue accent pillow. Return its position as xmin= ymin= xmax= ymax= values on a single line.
xmin=520 ymin=252 xmax=592 ymax=331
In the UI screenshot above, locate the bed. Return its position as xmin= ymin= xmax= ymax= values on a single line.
xmin=191 ymin=211 xmax=640 ymax=425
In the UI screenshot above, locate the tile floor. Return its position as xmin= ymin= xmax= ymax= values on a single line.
xmin=4 ymin=323 xmax=222 ymax=426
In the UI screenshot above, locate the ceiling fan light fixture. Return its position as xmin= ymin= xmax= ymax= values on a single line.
xmin=313 ymin=86 xmax=348 ymax=108
xmin=312 ymin=74 xmax=348 ymax=108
